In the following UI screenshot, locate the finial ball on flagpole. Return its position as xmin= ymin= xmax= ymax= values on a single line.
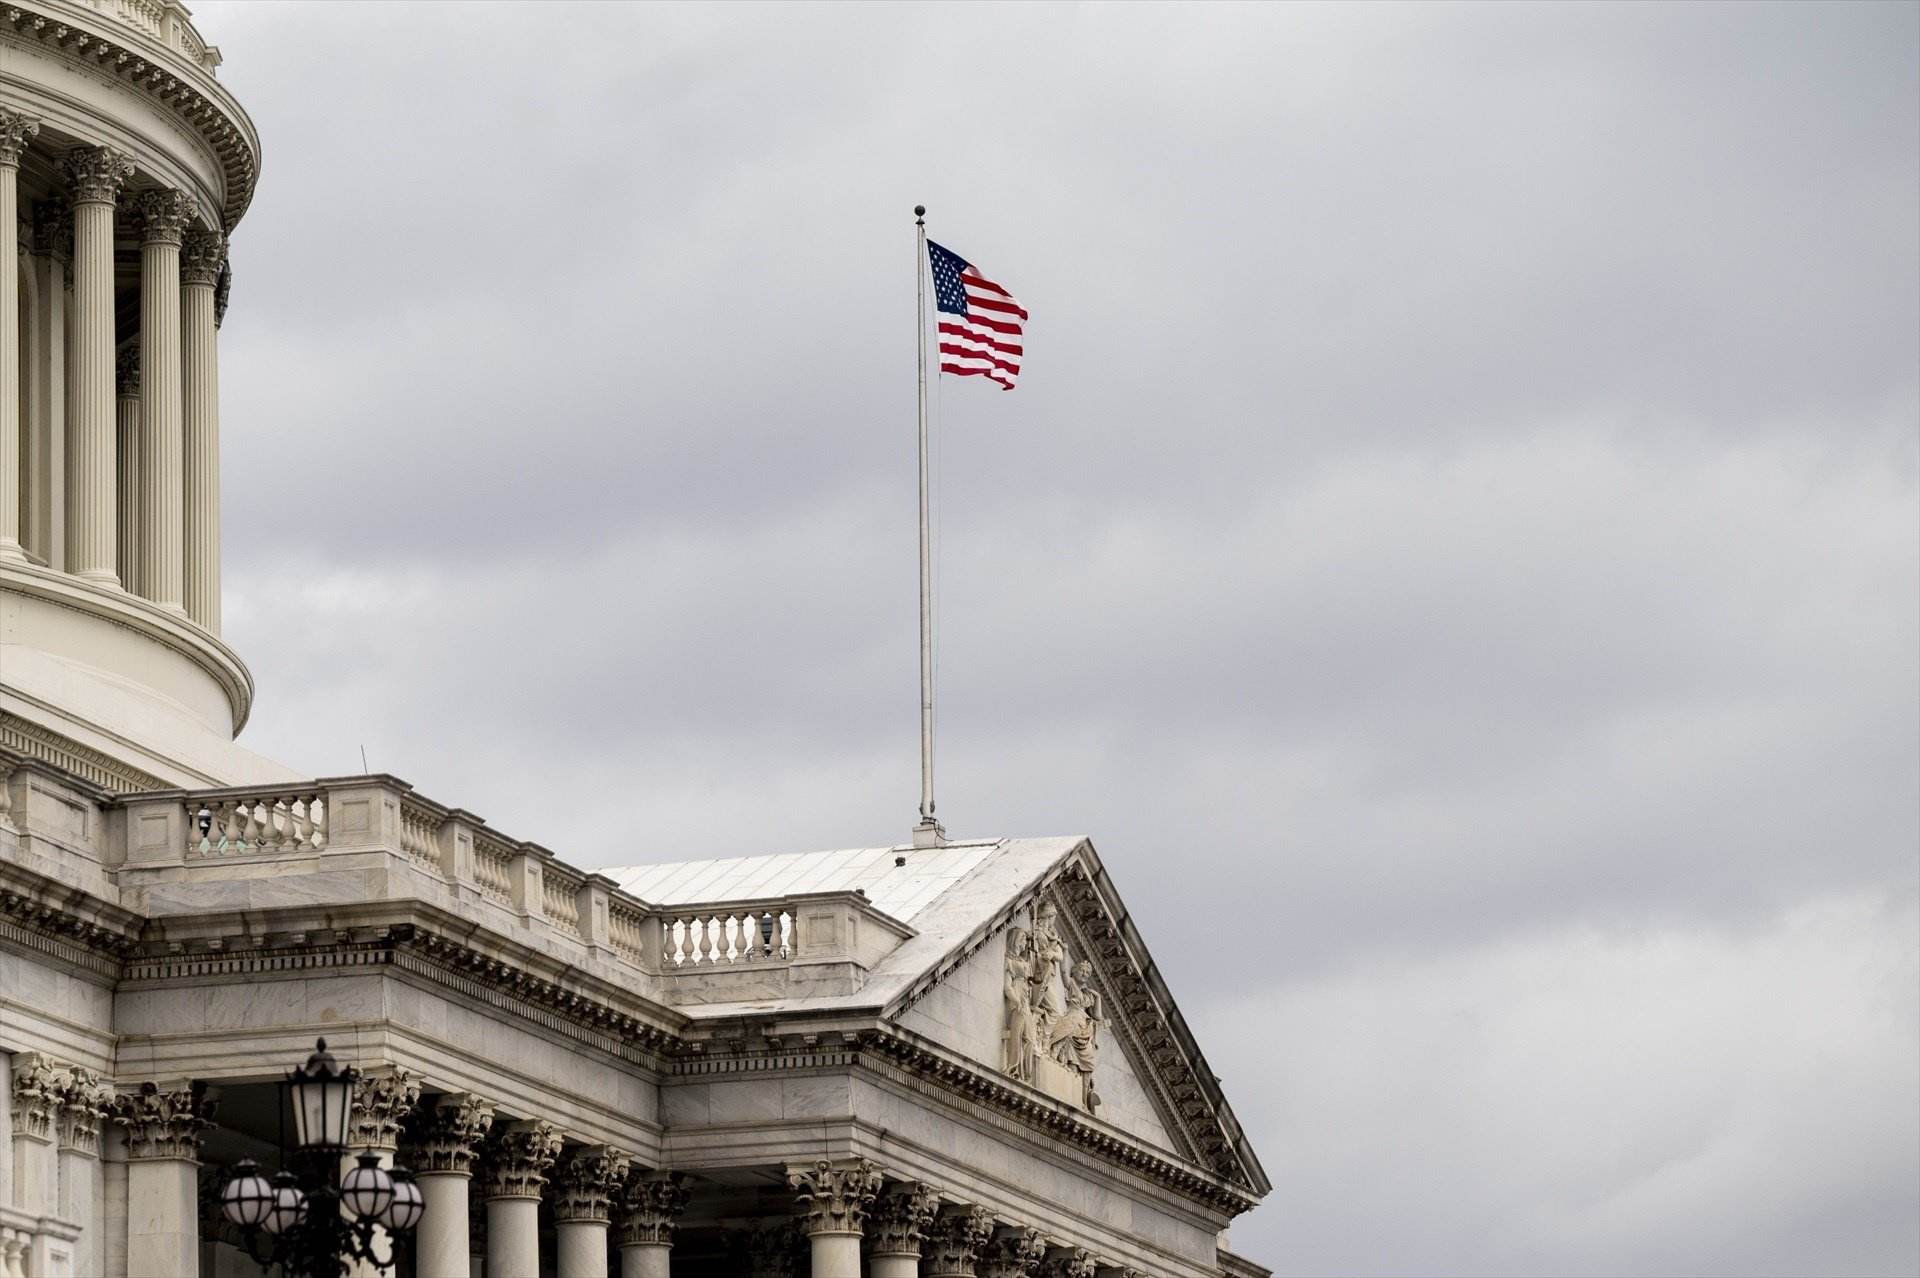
xmin=914 ymin=205 xmax=926 ymax=219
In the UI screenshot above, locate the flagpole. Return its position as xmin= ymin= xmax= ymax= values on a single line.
xmin=913 ymin=204 xmax=945 ymax=848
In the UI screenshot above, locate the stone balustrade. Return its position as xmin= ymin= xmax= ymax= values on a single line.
xmin=59 ymin=771 xmax=916 ymax=1000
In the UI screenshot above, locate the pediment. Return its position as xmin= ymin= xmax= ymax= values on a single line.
xmin=886 ymin=842 xmax=1269 ymax=1197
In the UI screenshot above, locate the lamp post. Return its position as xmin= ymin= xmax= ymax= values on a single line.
xmin=218 ymin=1040 xmax=425 ymax=1278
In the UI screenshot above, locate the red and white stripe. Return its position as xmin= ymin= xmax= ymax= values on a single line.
xmin=939 ymin=268 xmax=1026 ymax=390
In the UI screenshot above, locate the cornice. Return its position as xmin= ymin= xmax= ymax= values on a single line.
xmin=1 ymin=560 xmax=255 ymax=733
xmin=662 ymin=1028 xmax=1258 ymax=1218
xmin=885 ymin=848 xmax=1264 ymax=1197
xmin=2 ymin=0 xmax=260 ymax=228
xmin=0 ymin=716 xmax=172 ymax=794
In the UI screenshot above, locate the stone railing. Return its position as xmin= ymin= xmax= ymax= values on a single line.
xmin=70 ymin=0 xmax=223 ymax=71
xmin=183 ymin=787 xmax=327 ymax=857
xmin=661 ymin=900 xmax=797 ymax=967
xmin=101 ymin=773 xmax=915 ymax=1000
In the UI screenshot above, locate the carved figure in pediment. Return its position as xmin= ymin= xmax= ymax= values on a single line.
xmin=1030 ymin=901 xmax=1068 ymax=1033
xmin=1001 ymin=926 xmax=1039 ymax=1081
xmin=1050 ymin=958 xmax=1104 ymax=1110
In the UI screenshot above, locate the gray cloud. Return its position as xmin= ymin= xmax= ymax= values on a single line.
xmin=200 ymin=2 xmax=1919 ymax=1272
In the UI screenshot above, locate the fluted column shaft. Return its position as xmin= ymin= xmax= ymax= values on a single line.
xmin=62 ymin=147 xmax=131 ymax=586
xmin=115 ymin=348 xmax=141 ymax=593
xmin=0 ymin=111 xmax=39 ymax=560
xmin=134 ymin=190 xmax=192 ymax=609
xmin=180 ymin=228 xmax=223 ymax=630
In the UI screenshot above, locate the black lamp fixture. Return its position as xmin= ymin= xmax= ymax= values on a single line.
xmin=217 ymin=1039 xmax=424 ymax=1278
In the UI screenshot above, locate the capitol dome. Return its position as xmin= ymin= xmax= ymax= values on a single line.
xmin=0 ymin=0 xmax=291 ymax=789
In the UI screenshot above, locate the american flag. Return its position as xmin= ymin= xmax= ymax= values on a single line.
xmin=928 ymin=240 xmax=1026 ymax=390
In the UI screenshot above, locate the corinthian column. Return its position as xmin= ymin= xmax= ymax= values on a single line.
xmin=924 ymin=1205 xmax=996 ymax=1278
xmin=868 ymin=1181 xmax=941 ymax=1278
xmin=408 ymin=1093 xmax=495 ymax=1278
xmin=344 ymin=1068 xmax=421 ymax=1278
xmin=56 ymin=1068 xmax=114 ymax=1278
xmin=61 ymin=146 xmax=133 ymax=586
xmin=133 ymin=189 xmax=193 ymax=609
xmin=1039 ymin=1248 xmax=1098 ymax=1278
xmin=0 ymin=110 xmax=40 ymax=561
xmin=553 ymin=1146 xmax=630 ymax=1278
xmin=981 ymin=1226 xmax=1048 ymax=1278
xmin=615 ymin=1169 xmax=688 ymax=1278
xmin=786 ymin=1158 xmax=882 ymax=1278
xmin=180 ymin=227 xmax=224 ymax=630
xmin=480 ymin=1120 xmax=562 ymax=1278
xmin=115 ymin=346 xmax=141 ymax=593
xmin=111 ymin=1081 xmax=215 ymax=1278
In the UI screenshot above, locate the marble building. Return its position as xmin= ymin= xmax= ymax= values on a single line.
xmin=0 ymin=2 xmax=1270 ymax=1275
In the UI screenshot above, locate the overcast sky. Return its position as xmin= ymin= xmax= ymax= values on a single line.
xmin=194 ymin=3 xmax=1918 ymax=1273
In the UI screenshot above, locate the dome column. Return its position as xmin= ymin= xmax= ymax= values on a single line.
xmin=115 ymin=346 xmax=141 ymax=594
xmin=61 ymin=146 xmax=133 ymax=587
xmin=133 ymin=190 xmax=193 ymax=611
xmin=0 ymin=109 xmax=40 ymax=562
xmin=181 ymin=228 xmax=225 ymax=631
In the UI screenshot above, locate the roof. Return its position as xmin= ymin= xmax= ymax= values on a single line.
xmin=608 ymin=838 xmax=1007 ymax=925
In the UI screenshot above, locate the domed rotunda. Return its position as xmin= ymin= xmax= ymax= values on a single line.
xmin=0 ymin=6 xmax=1268 ymax=1278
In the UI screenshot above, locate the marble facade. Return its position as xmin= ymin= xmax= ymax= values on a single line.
xmin=0 ymin=3 xmax=1270 ymax=1275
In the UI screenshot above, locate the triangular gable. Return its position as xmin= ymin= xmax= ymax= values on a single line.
xmin=886 ymin=840 xmax=1271 ymax=1196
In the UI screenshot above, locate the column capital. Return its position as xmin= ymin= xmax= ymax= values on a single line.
xmin=181 ymin=226 xmax=227 ymax=287
xmin=786 ymin=1157 xmax=883 ymax=1238
xmin=479 ymin=1119 xmax=563 ymax=1201
xmin=132 ymin=189 xmax=195 ymax=247
xmin=981 ymin=1226 xmax=1048 ymax=1278
xmin=0 ymin=110 xmax=40 ymax=168
xmin=744 ymin=1220 xmax=802 ymax=1278
xmin=30 ymin=199 xmax=70 ymax=266
xmin=553 ymin=1144 xmax=631 ymax=1224
xmin=116 ymin=344 xmax=141 ymax=398
xmin=112 ymin=1081 xmax=215 ymax=1161
xmin=616 ymin=1169 xmax=689 ymax=1247
xmin=1040 ymin=1247 xmax=1097 ymax=1278
xmin=8 ymin=1052 xmax=70 ymax=1141
xmin=408 ymin=1092 xmax=496 ymax=1175
xmin=924 ymin=1204 xmax=997 ymax=1277
xmin=61 ymin=146 xmax=134 ymax=207
xmin=348 ymin=1067 xmax=422 ymax=1154
xmin=868 ymin=1181 xmax=942 ymax=1259
xmin=56 ymin=1066 xmax=114 ymax=1155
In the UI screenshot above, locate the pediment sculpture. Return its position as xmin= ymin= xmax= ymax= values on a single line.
xmin=1002 ymin=900 xmax=1102 ymax=1113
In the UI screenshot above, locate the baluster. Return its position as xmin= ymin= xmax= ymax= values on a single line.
xmin=308 ymin=796 xmax=327 ymax=849
xmin=779 ymin=910 xmax=794 ymax=959
xmin=218 ymin=801 xmax=242 ymax=851
xmin=697 ymin=916 xmax=716 ymax=965
xmin=240 ymin=799 xmax=264 ymax=850
xmin=730 ymin=914 xmax=751 ymax=963
xmin=287 ymin=795 xmax=312 ymax=849
xmin=668 ymin=918 xmax=687 ymax=966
